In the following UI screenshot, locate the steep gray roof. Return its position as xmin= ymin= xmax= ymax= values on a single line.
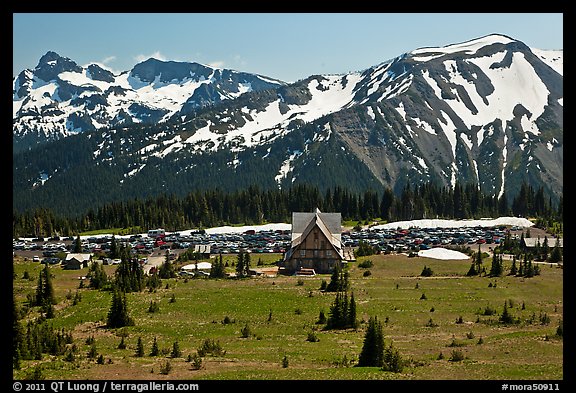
xmin=291 ymin=210 xmax=341 ymax=242
xmin=284 ymin=209 xmax=344 ymax=262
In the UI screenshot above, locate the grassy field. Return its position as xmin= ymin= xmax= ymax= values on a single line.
xmin=13 ymin=252 xmax=563 ymax=381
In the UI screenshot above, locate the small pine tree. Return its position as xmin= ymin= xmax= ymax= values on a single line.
xmin=466 ymin=263 xmax=477 ymax=276
xmin=107 ymin=289 xmax=134 ymax=328
xmin=240 ymin=323 xmax=251 ymax=338
xmin=474 ymin=245 xmax=483 ymax=274
xmin=489 ymin=252 xmax=503 ymax=277
xmin=317 ymin=310 xmax=327 ymax=324
xmin=549 ymin=237 xmax=562 ymax=264
xmin=171 ymin=341 xmax=181 ymax=358
xmin=357 ymin=316 xmax=384 ymax=367
xmin=87 ymin=343 xmax=98 ymax=360
xmin=556 ymin=320 xmax=563 ymax=337
xmin=421 ymin=265 xmax=433 ymax=277
xmin=347 ymin=292 xmax=358 ymax=329
xmin=500 ymin=301 xmax=514 ymax=324
xmin=509 ymin=255 xmax=518 ymax=275
xmin=382 ymin=342 xmax=403 ymax=373
xmin=135 ymin=337 xmax=144 ymax=357
xmin=150 ymin=337 xmax=159 ymax=356
xmin=235 ymin=252 xmax=245 ymax=277
xmin=210 ymin=253 xmax=226 ymax=278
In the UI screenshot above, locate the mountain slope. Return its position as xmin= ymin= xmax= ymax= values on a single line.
xmin=12 ymin=52 xmax=284 ymax=152
xmin=13 ymin=34 xmax=563 ymax=216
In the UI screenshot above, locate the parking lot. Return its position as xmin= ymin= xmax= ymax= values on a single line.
xmin=13 ymin=223 xmax=545 ymax=265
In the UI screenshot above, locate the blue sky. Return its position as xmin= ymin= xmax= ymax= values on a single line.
xmin=13 ymin=13 xmax=563 ymax=83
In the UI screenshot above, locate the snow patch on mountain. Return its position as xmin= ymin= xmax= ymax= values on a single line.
xmin=530 ymin=48 xmax=563 ymax=75
xmin=275 ymin=150 xmax=303 ymax=187
xmin=466 ymin=52 xmax=549 ymax=136
xmin=410 ymin=34 xmax=515 ymax=61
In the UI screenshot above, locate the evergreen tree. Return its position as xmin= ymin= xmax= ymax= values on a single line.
xmin=243 ymin=252 xmax=251 ymax=276
xmin=489 ymin=252 xmax=503 ymax=277
xmin=35 ymin=264 xmax=56 ymax=314
xmin=517 ymin=254 xmax=524 ymax=276
xmin=541 ymin=236 xmax=550 ymax=261
xmin=170 ymin=341 xmax=181 ymax=358
xmin=106 ymin=289 xmax=134 ymax=328
xmin=135 ymin=336 xmax=144 ymax=357
xmin=235 ymin=252 xmax=245 ymax=277
xmin=509 ymin=255 xmax=518 ymax=276
xmin=13 ymin=294 xmax=24 ymax=369
xmin=474 ymin=245 xmax=483 ymax=275
xmin=357 ymin=316 xmax=384 ymax=367
xmin=110 ymin=235 xmax=119 ymax=259
xmin=347 ymin=292 xmax=358 ymax=329
xmin=158 ymin=256 xmax=176 ymax=279
xmin=114 ymin=248 xmax=145 ymax=292
xmin=74 ymin=235 xmax=82 ymax=253
xmin=382 ymin=342 xmax=403 ymax=373
xmin=326 ymin=262 xmax=348 ymax=292
xmin=326 ymin=291 xmax=345 ymax=329
xmin=524 ymin=255 xmax=535 ymax=278
xmin=500 ymin=301 xmax=515 ymax=324
xmin=210 ymin=253 xmax=226 ymax=278
xmin=43 ymin=264 xmax=56 ymax=306
xmin=549 ymin=237 xmax=563 ymax=264
xmin=466 ymin=263 xmax=477 ymax=277
xmin=146 ymin=271 xmax=162 ymax=291
xmin=88 ymin=262 xmax=108 ymax=289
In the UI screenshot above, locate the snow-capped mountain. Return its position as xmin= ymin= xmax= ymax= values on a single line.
xmin=12 ymin=51 xmax=284 ymax=152
xmin=13 ymin=34 xmax=563 ymax=216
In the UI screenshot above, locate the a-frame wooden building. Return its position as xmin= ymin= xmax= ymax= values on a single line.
xmin=280 ymin=208 xmax=354 ymax=274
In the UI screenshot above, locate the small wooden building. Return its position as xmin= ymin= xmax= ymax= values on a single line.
xmin=280 ymin=208 xmax=352 ymax=274
xmin=64 ymin=253 xmax=93 ymax=270
xmin=521 ymin=237 xmax=563 ymax=249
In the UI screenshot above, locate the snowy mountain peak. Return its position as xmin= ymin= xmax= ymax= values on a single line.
xmin=130 ymin=58 xmax=214 ymax=84
xmin=13 ymin=53 xmax=285 ymax=152
xmin=34 ymin=51 xmax=83 ymax=81
xmin=13 ymin=34 xmax=563 ymax=215
xmin=409 ymin=34 xmax=516 ymax=61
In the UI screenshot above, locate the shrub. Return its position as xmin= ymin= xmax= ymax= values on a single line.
xmin=421 ymin=265 xmax=433 ymax=277
xmin=197 ymin=338 xmax=225 ymax=357
xmin=240 ymin=323 xmax=252 ymax=338
xmin=449 ymin=349 xmax=465 ymax=362
xmin=358 ymin=259 xmax=374 ymax=268
xmin=307 ymin=332 xmax=319 ymax=342
xmin=425 ymin=318 xmax=438 ymax=327
xmin=148 ymin=301 xmax=160 ymax=313
xmin=170 ymin=342 xmax=181 ymax=358
xmin=159 ymin=361 xmax=172 ymax=375
xmin=188 ymin=353 xmax=203 ymax=370
xmin=556 ymin=320 xmax=563 ymax=337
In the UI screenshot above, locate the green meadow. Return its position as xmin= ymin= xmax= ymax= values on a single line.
xmin=13 ymin=253 xmax=563 ymax=380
